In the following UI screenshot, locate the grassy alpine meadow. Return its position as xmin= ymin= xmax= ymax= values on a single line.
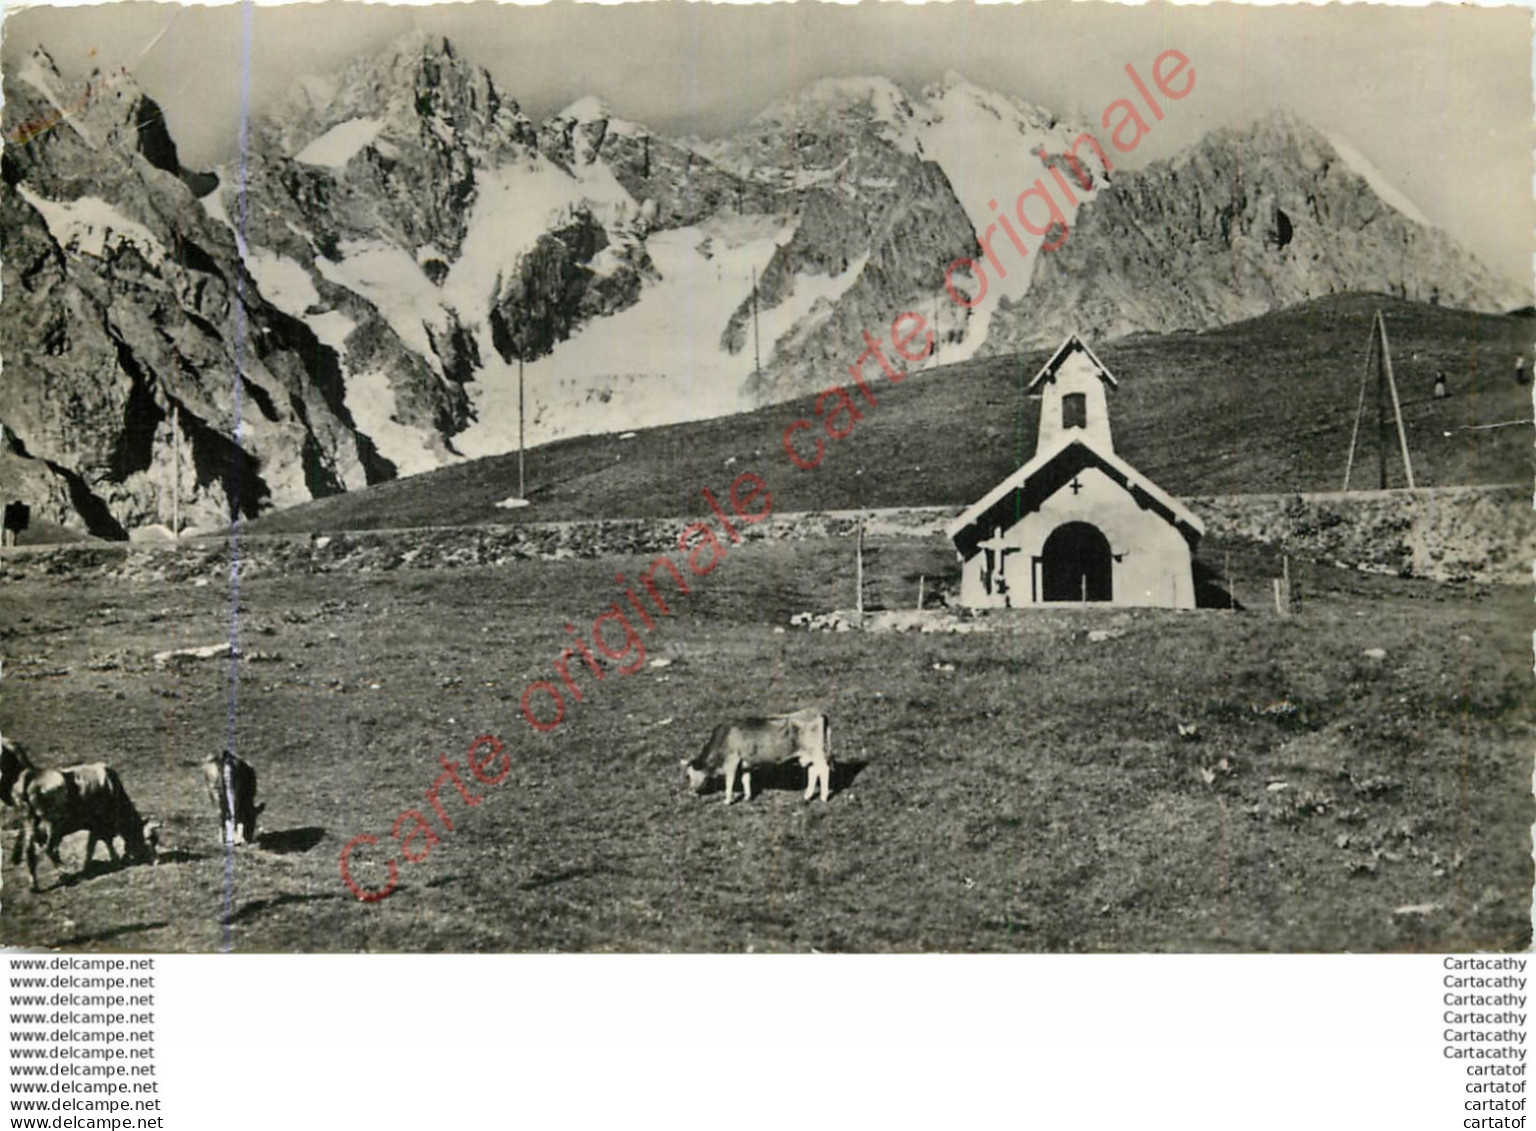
xmin=0 ymin=534 xmax=1528 ymax=953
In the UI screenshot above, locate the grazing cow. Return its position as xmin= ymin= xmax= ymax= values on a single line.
xmin=682 ymin=708 xmax=832 ymax=805
xmin=201 ymin=749 xmax=263 ymax=847
xmin=10 ymin=763 xmax=159 ymax=892
xmin=0 ymin=736 xmax=35 ymax=808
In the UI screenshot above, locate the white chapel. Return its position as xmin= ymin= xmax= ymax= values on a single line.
xmin=946 ymin=335 xmax=1205 ymax=609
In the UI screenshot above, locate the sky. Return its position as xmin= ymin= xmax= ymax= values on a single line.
xmin=2 ymin=0 xmax=1531 ymax=290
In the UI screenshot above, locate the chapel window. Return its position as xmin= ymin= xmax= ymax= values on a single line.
xmin=1062 ymin=393 xmax=1087 ymax=430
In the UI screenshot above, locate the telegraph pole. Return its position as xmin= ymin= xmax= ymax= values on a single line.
xmin=1377 ymin=320 xmax=1388 ymax=490
xmin=518 ymin=352 xmax=525 ymax=501
xmin=172 ymin=403 xmax=181 ymax=539
xmin=1343 ymin=313 xmax=1415 ymax=491
xmin=1377 ymin=312 xmax=1415 ymax=489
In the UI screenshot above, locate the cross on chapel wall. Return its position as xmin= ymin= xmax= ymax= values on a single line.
xmin=978 ymin=525 xmax=1016 ymax=597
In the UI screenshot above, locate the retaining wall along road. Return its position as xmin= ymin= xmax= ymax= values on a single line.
xmin=3 ymin=485 xmax=1526 ymax=586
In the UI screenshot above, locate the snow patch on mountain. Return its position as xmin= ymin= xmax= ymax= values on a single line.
xmin=899 ymin=76 xmax=1106 ymax=354
xmin=245 ymin=247 xmax=321 ymax=316
xmin=440 ymin=155 xmax=633 ymax=320
xmin=17 ymin=187 xmax=166 ymax=266
xmin=307 ymin=310 xmax=357 ymax=354
xmin=557 ymin=95 xmax=643 ymax=138
xmin=344 ymin=369 xmax=444 ymax=477
xmin=198 ymin=182 xmax=231 ymax=229
xmin=317 ymin=241 xmax=446 ymax=375
xmin=294 ymin=116 xmax=386 ymax=168
xmin=456 ymin=215 xmax=788 ymax=458
xmin=760 ymin=252 xmax=871 ymax=353
xmin=916 ymin=75 xmax=1097 ymax=305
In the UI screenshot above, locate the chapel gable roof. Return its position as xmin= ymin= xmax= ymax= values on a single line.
xmin=1026 ymin=334 xmax=1119 ymax=393
xmin=946 ymin=439 xmax=1205 ymax=560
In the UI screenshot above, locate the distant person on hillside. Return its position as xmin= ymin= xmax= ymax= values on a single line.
xmin=1433 ymin=371 xmax=1448 ymax=399
xmin=1517 ymin=354 xmax=1531 ymax=386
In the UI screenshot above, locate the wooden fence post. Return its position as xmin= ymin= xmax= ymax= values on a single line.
xmin=855 ymin=510 xmax=865 ymax=623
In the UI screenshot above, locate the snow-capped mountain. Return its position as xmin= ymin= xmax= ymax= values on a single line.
xmin=1 ymin=34 xmax=1523 ymax=537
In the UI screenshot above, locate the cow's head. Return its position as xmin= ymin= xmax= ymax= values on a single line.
xmin=128 ymin=819 xmax=160 ymax=863
xmin=679 ymin=757 xmax=709 ymax=795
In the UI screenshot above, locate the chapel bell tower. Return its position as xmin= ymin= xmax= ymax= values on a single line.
xmin=1029 ymin=335 xmax=1117 ymax=455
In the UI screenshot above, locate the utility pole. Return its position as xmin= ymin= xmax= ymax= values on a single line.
xmin=1274 ymin=554 xmax=1292 ymax=617
xmin=855 ymin=510 xmax=865 ymax=622
xmin=1377 ymin=312 xmax=1415 ymax=489
xmin=1377 ymin=320 xmax=1388 ymax=490
xmin=518 ymin=351 xmax=526 ymax=501
xmin=172 ymin=403 xmax=181 ymax=540
xmin=1342 ymin=328 xmax=1375 ymax=492
xmin=1343 ymin=312 xmax=1415 ymax=491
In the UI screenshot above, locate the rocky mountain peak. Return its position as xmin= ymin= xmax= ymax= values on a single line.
xmin=3 ymin=45 xmax=218 ymax=203
xmin=753 ymin=75 xmax=919 ymax=144
xmin=918 ymin=71 xmax=1062 ymax=141
xmin=336 ymin=29 xmax=464 ymax=94
xmin=263 ymin=30 xmax=532 ymax=165
xmin=556 ymin=94 xmax=618 ymax=125
xmin=1189 ymin=108 xmax=1337 ymax=170
xmin=10 ymin=44 xmax=147 ymax=151
xmin=985 ymin=106 xmax=1526 ymax=353
xmin=389 ymin=28 xmax=458 ymax=61
xmin=540 ymin=94 xmax=655 ymax=169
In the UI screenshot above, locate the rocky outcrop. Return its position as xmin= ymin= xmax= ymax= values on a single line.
xmin=538 ymin=99 xmax=775 ymax=231
xmin=986 ymin=112 xmax=1527 ymax=351
xmin=0 ymin=50 xmax=392 ymax=537
xmin=745 ymin=160 xmax=980 ymax=403
xmin=719 ymin=187 xmax=874 ymax=357
xmin=250 ymin=33 xmax=538 ymax=260
xmin=486 ymin=208 xmax=655 ymax=364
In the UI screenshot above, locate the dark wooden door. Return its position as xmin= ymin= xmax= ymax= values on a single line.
xmin=1041 ymin=522 xmax=1113 ymax=602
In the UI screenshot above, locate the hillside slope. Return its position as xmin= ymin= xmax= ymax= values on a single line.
xmin=244 ymin=295 xmax=1535 ymax=534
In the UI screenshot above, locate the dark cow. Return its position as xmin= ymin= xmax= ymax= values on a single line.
xmin=10 ymin=762 xmax=159 ymax=892
xmin=0 ymin=736 xmax=35 ymax=808
xmin=2 ymin=501 xmax=30 ymax=547
xmin=201 ymin=749 xmax=263 ymax=847
xmin=682 ymin=708 xmax=832 ymax=806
